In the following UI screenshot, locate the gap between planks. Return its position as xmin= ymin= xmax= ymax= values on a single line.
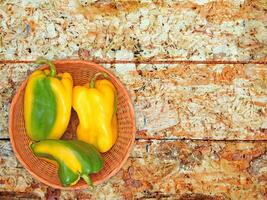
xmin=0 ymin=138 xmax=266 ymax=142
xmin=1 ymin=59 xmax=267 ymax=65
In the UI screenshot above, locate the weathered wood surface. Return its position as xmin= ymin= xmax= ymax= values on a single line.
xmin=1 ymin=0 xmax=267 ymax=199
xmin=0 ymin=0 xmax=267 ymax=61
xmin=1 ymin=63 xmax=266 ymax=140
xmin=1 ymin=140 xmax=266 ymax=199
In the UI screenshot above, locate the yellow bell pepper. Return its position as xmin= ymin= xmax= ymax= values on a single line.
xmin=72 ymin=72 xmax=118 ymax=153
xmin=24 ymin=59 xmax=73 ymax=141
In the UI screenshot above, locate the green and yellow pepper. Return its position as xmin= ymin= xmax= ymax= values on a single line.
xmin=24 ymin=60 xmax=73 ymax=141
xmin=72 ymin=72 xmax=118 ymax=153
xmin=31 ymin=139 xmax=103 ymax=187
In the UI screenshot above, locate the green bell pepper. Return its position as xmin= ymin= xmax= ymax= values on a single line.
xmin=31 ymin=139 xmax=103 ymax=187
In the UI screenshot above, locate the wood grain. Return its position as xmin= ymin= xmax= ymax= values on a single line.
xmin=0 ymin=1 xmax=266 ymax=61
xmin=1 ymin=1 xmax=267 ymax=199
xmin=0 ymin=140 xmax=266 ymax=199
xmin=1 ymin=63 xmax=266 ymax=140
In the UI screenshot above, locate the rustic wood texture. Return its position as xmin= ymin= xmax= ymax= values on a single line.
xmin=1 ymin=0 xmax=267 ymax=199
xmin=1 ymin=63 xmax=266 ymax=140
xmin=1 ymin=140 xmax=266 ymax=199
xmin=0 ymin=0 xmax=267 ymax=61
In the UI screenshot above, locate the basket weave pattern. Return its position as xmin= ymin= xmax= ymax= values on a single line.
xmin=9 ymin=60 xmax=136 ymax=190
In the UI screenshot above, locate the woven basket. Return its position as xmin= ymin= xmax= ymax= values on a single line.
xmin=9 ymin=60 xmax=136 ymax=190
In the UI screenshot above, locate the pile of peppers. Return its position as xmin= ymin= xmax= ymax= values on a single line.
xmin=24 ymin=60 xmax=118 ymax=187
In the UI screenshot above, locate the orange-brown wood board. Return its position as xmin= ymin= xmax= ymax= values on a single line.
xmin=0 ymin=0 xmax=266 ymax=199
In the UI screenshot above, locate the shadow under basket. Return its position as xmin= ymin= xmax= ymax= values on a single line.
xmin=9 ymin=60 xmax=136 ymax=190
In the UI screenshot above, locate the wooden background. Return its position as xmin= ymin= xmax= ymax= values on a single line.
xmin=0 ymin=1 xmax=266 ymax=199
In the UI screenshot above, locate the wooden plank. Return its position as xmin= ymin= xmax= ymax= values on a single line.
xmin=0 ymin=1 xmax=266 ymax=61
xmin=0 ymin=140 xmax=266 ymax=199
xmin=1 ymin=63 xmax=266 ymax=140
xmin=0 ymin=63 xmax=36 ymax=139
xmin=132 ymin=63 xmax=267 ymax=140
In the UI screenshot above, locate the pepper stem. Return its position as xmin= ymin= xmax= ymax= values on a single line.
xmin=81 ymin=174 xmax=93 ymax=188
xmin=35 ymin=58 xmax=57 ymax=77
xmin=90 ymin=72 xmax=108 ymax=88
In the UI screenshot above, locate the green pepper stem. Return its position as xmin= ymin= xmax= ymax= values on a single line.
xmin=35 ymin=59 xmax=57 ymax=77
xmin=89 ymin=72 xmax=108 ymax=88
xmin=81 ymin=174 xmax=94 ymax=188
